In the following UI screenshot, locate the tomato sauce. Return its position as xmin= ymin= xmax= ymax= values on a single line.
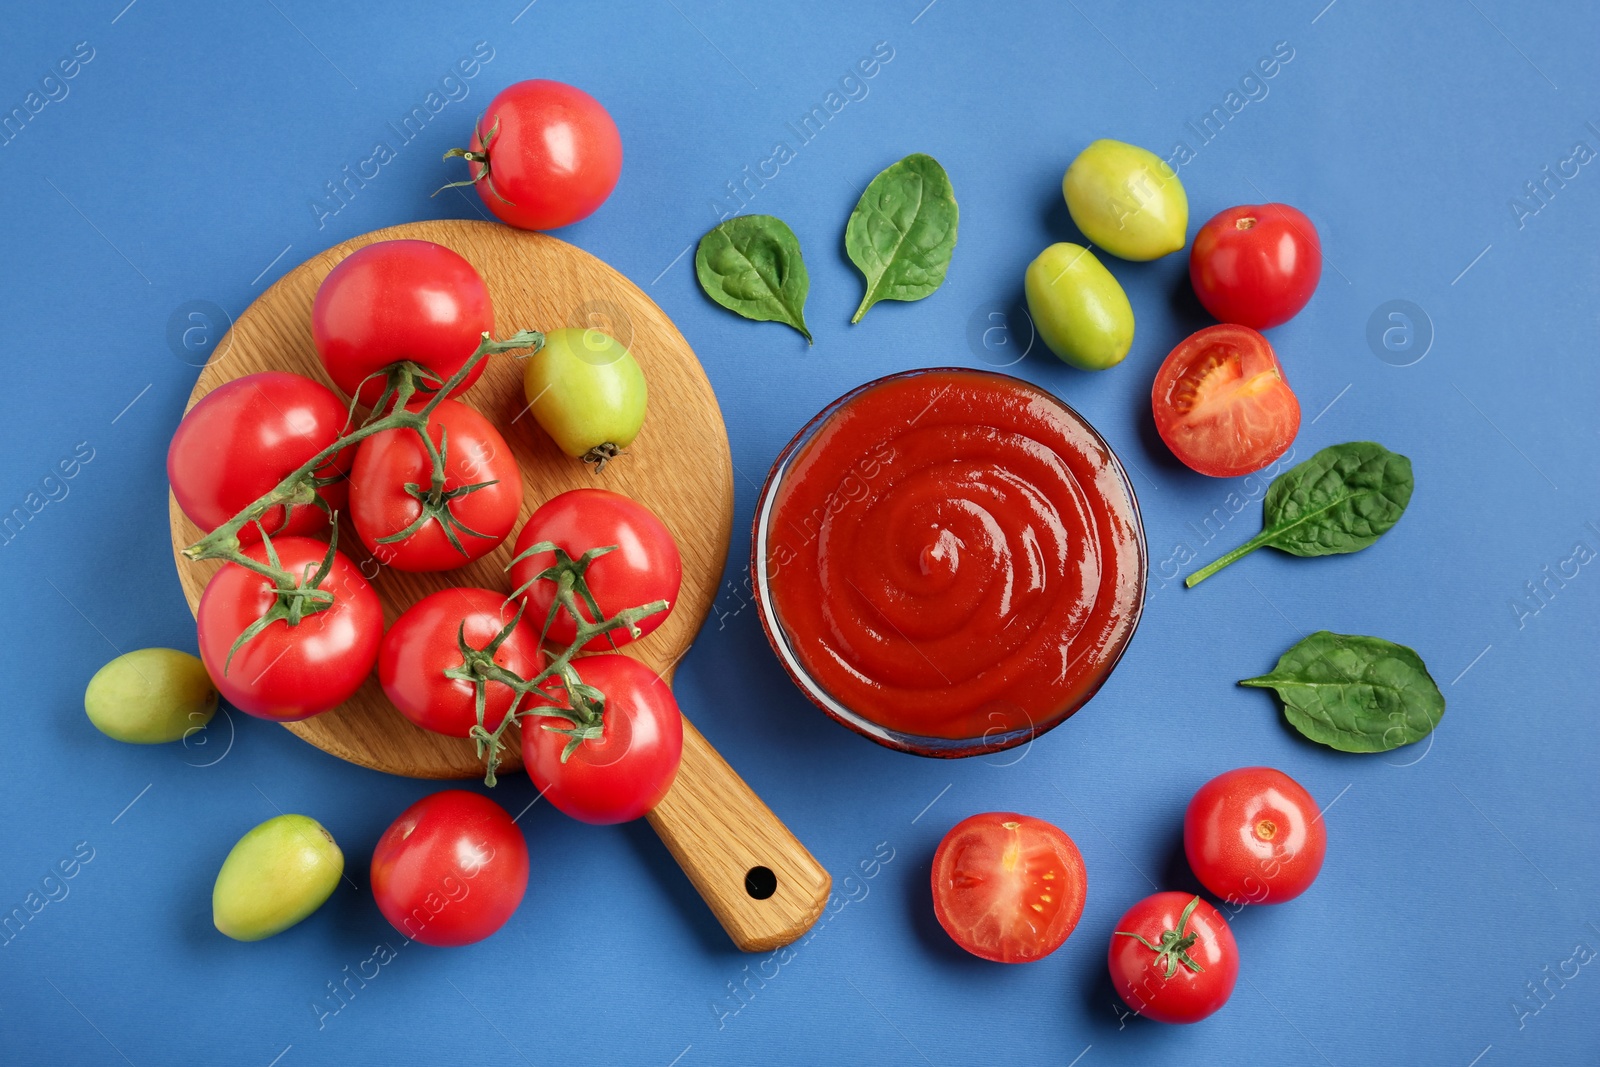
xmin=760 ymin=369 xmax=1145 ymax=747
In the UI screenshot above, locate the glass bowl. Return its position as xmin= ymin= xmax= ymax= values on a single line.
xmin=750 ymin=367 xmax=1148 ymax=758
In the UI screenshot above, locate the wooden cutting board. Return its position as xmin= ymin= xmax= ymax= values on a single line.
xmin=167 ymin=219 xmax=829 ymax=951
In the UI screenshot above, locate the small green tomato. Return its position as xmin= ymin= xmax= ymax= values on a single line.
xmin=1063 ymin=139 xmax=1188 ymax=261
xmin=523 ymin=327 xmax=647 ymax=469
xmin=213 ymin=815 xmax=344 ymax=942
xmin=1025 ymin=243 xmax=1136 ymax=371
xmin=84 ymin=648 xmax=217 ymax=744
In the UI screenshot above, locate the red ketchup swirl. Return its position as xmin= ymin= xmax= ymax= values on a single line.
xmin=761 ymin=370 xmax=1145 ymax=747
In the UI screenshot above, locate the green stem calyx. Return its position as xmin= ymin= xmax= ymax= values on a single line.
xmin=222 ymin=523 xmax=340 ymax=674
xmin=1113 ymin=895 xmax=1206 ymax=979
xmin=435 ymin=116 xmax=512 ymax=204
xmin=374 ymin=422 xmax=500 ymax=559
xmin=582 ymin=442 xmax=624 ymax=472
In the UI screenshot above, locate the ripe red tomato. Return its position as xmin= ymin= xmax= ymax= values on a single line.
xmin=195 ymin=536 xmax=382 ymax=721
xmin=168 ymin=371 xmax=353 ymax=543
xmin=349 ymin=399 xmax=522 ymax=572
xmin=1152 ymin=324 xmax=1300 ymax=478
xmin=370 ymin=790 xmax=529 ymax=947
xmin=930 ymin=812 xmax=1087 ymax=963
xmin=1184 ymin=767 xmax=1326 ymax=905
xmin=459 ymin=80 xmax=622 ymax=231
xmin=509 ymin=489 xmax=681 ymax=651
xmin=1109 ymin=893 xmax=1238 ymax=1024
xmin=1190 ymin=204 xmax=1322 ymax=329
xmin=521 ymin=655 xmax=681 ymax=825
xmin=379 ymin=588 xmax=546 ymax=738
xmin=311 ymin=240 xmax=494 ymax=409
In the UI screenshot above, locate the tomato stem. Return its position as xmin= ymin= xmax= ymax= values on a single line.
xmin=371 ymin=423 xmax=504 ymax=559
xmin=581 ymin=442 xmax=624 ymax=472
xmin=435 ymin=116 xmax=513 ymax=204
xmin=1112 ymin=895 xmax=1206 ymax=979
xmin=442 ymin=540 xmax=669 ymax=786
xmin=220 ymin=524 xmax=340 ymax=675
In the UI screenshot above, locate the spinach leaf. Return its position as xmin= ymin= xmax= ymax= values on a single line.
xmin=695 ymin=215 xmax=812 ymax=343
xmin=845 ymin=153 xmax=959 ymax=323
xmin=1241 ymin=631 xmax=1444 ymax=753
xmin=1186 ymin=442 xmax=1413 ymax=587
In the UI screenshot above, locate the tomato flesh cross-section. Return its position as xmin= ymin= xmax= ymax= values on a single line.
xmin=1153 ymin=324 xmax=1301 ymax=478
xmin=930 ymin=812 xmax=1087 ymax=963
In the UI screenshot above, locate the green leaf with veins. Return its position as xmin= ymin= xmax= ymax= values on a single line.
xmin=846 ymin=153 xmax=959 ymax=323
xmin=695 ymin=215 xmax=812 ymax=342
xmin=1241 ymin=631 xmax=1444 ymax=753
xmin=1186 ymin=442 xmax=1413 ymax=587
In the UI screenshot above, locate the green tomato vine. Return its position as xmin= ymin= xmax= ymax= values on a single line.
xmin=448 ymin=542 xmax=667 ymax=786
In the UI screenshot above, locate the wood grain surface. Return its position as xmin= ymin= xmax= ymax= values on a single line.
xmin=167 ymin=220 xmax=829 ymax=950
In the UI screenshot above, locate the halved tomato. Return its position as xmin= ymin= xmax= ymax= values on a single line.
xmin=1152 ymin=324 xmax=1300 ymax=478
xmin=930 ymin=812 xmax=1087 ymax=963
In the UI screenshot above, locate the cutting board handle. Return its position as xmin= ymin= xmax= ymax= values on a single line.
xmin=646 ymin=716 xmax=831 ymax=952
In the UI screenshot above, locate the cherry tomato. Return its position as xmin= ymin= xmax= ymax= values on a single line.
xmin=1190 ymin=204 xmax=1322 ymax=329
xmin=370 ymin=790 xmax=528 ymax=947
xmin=930 ymin=812 xmax=1087 ymax=963
xmin=379 ymin=588 xmax=546 ymax=738
xmin=457 ymin=80 xmax=622 ymax=231
xmin=521 ymin=328 xmax=647 ymax=466
xmin=1109 ymin=893 xmax=1238 ymax=1024
xmin=311 ymin=240 xmax=494 ymax=409
xmin=168 ymin=371 xmax=352 ymax=543
xmin=349 ymin=399 xmax=523 ymax=572
xmin=1184 ymin=767 xmax=1326 ymax=905
xmin=521 ymin=655 xmax=682 ymax=825
xmin=509 ymin=489 xmax=680 ymax=651
xmin=195 ymin=536 xmax=382 ymax=721
xmin=1152 ymin=324 xmax=1301 ymax=478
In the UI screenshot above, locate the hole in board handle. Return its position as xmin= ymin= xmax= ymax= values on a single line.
xmin=744 ymin=865 xmax=777 ymax=900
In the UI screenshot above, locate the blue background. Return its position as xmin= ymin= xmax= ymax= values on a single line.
xmin=2 ymin=1 xmax=1596 ymax=1064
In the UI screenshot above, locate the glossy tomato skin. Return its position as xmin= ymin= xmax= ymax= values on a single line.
xmin=168 ymin=371 xmax=352 ymax=543
xmin=509 ymin=489 xmax=681 ymax=651
xmin=370 ymin=790 xmax=529 ymax=947
xmin=196 ymin=536 xmax=382 ymax=721
xmin=521 ymin=655 xmax=682 ymax=825
xmin=379 ymin=588 xmax=545 ymax=737
xmin=1152 ymin=324 xmax=1301 ymax=478
xmin=1190 ymin=204 xmax=1322 ymax=329
xmin=930 ymin=812 xmax=1088 ymax=963
xmin=1109 ymin=893 xmax=1238 ymax=1024
xmin=311 ymin=240 xmax=494 ymax=409
xmin=1185 ymin=767 xmax=1326 ymax=905
xmin=350 ymin=399 xmax=522 ymax=572
xmin=468 ymin=80 xmax=622 ymax=230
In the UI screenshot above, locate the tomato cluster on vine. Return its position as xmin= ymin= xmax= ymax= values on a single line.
xmin=170 ymin=238 xmax=680 ymax=830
